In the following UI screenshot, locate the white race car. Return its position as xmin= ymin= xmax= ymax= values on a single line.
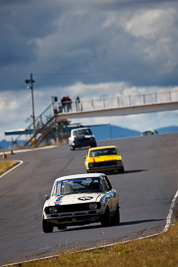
xmin=68 ymin=127 xmax=97 ymax=150
xmin=42 ymin=173 xmax=120 ymax=233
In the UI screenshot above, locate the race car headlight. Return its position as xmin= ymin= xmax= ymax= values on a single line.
xmin=89 ymin=163 xmax=94 ymax=168
xmin=116 ymin=160 xmax=122 ymax=165
xmin=89 ymin=203 xmax=97 ymax=210
xmin=49 ymin=207 xmax=58 ymax=214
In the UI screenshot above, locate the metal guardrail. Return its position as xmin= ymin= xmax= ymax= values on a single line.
xmin=58 ymin=89 xmax=178 ymax=114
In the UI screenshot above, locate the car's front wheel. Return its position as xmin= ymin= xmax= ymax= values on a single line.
xmin=42 ymin=219 xmax=53 ymax=233
xmin=118 ymin=167 xmax=124 ymax=173
xmin=69 ymin=145 xmax=75 ymax=150
xmin=58 ymin=225 xmax=67 ymax=230
xmin=101 ymin=206 xmax=111 ymax=227
xmin=112 ymin=204 xmax=120 ymax=225
xmin=91 ymin=142 xmax=97 ymax=148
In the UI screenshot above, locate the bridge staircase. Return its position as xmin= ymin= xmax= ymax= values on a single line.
xmin=24 ymin=115 xmax=56 ymax=147
xmin=14 ymin=104 xmax=56 ymax=148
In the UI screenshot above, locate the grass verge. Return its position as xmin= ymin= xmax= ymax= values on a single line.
xmin=11 ymin=221 xmax=178 ymax=267
xmin=0 ymin=160 xmax=19 ymax=176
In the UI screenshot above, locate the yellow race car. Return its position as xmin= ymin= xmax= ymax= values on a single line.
xmin=84 ymin=146 xmax=124 ymax=173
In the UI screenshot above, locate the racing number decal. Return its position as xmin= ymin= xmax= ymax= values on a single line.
xmin=78 ymin=196 xmax=93 ymax=201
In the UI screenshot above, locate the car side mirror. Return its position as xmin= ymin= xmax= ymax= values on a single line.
xmin=45 ymin=195 xmax=49 ymax=200
xmin=84 ymin=156 xmax=86 ymax=159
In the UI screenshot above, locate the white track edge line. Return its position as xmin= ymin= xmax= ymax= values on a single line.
xmin=0 ymin=160 xmax=23 ymax=179
xmin=163 ymin=189 xmax=178 ymax=232
xmin=2 ymin=189 xmax=178 ymax=267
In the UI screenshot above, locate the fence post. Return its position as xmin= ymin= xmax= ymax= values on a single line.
xmin=103 ymin=98 xmax=105 ymax=109
xmin=81 ymin=102 xmax=83 ymax=111
xmin=155 ymin=92 xmax=157 ymax=103
xmin=117 ymin=97 xmax=120 ymax=107
xmin=169 ymin=91 xmax=171 ymax=102
xmin=91 ymin=100 xmax=94 ymax=109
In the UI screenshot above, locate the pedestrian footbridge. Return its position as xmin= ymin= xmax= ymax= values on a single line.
xmin=12 ymin=89 xmax=178 ymax=148
xmin=55 ymin=89 xmax=178 ymax=121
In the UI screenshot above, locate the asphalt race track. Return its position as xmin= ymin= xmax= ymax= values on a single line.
xmin=0 ymin=133 xmax=178 ymax=265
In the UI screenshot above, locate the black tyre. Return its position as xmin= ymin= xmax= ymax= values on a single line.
xmin=118 ymin=167 xmax=124 ymax=173
xmin=101 ymin=207 xmax=111 ymax=227
xmin=121 ymin=167 xmax=125 ymax=173
xmin=58 ymin=225 xmax=67 ymax=230
xmin=42 ymin=219 xmax=53 ymax=233
xmin=91 ymin=142 xmax=97 ymax=148
xmin=112 ymin=204 xmax=120 ymax=225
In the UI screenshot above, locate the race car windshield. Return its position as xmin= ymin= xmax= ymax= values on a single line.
xmin=73 ymin=129 xmax=92 ymax=136
xmin=89 ymin=148 xmax=117 ymax=157
xmin=53 ymin=178 xmax=103 ymax=196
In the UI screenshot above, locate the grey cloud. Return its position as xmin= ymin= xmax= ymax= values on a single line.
xmin=0 ymin=0 xmax=178 ymax=92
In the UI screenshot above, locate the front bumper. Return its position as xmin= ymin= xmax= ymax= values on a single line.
xmin=87 ymin=164 xmax=124 ymax=173
xmin=44 ymin=210 xmax=104 ymax=226
xmin=73 ymin=139 xmax=96 ymax=148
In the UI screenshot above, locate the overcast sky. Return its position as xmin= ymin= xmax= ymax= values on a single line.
xmin=0 ymin=0 xmax=178 ymax=141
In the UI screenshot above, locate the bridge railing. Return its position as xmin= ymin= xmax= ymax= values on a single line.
xmin=12 ymin=89 xmax=178 ymax=146
xmin=59 ymin=89 xmax=178 ymax=114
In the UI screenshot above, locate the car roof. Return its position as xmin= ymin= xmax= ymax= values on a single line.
xmin=72 ymin=127 xmax=90 ymax=131
xmin=88 ymin=145 xmax=117 ymax=151
xmin=55 ymin=173 xmax=104 ymax=182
